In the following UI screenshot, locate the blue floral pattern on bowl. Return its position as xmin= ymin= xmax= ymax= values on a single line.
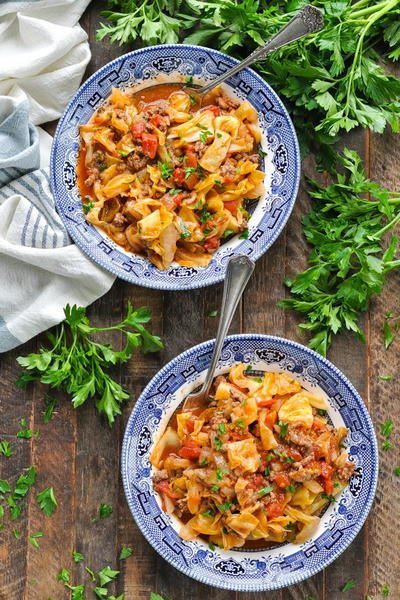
xmin=50 ymin=45 xmax=300 ymax=290
xmin=121 ymin=334 xmax=378 ymax=591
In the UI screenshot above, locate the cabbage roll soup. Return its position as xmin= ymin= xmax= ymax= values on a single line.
xmin=150 ymin=364 xmax=355 ymax=550
xmin=77 ymin=84 xmax=265 ymax=270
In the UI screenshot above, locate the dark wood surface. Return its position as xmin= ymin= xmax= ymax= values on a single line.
xmin=1 ymin=2 xmax=399 ymax=598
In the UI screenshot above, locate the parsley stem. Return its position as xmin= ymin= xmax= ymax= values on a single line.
xmin=375 ymin=211 xmax=400 ymax=237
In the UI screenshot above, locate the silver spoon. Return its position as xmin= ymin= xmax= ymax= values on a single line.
xmin=185 ymin=4 xmax=324 ymax=97
xmin=182 ymin=254 xmax=255 ymax=412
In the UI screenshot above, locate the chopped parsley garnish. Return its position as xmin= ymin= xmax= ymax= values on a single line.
xmin=180 ymin=222 xmax=191 ymax=240
xmin=318 ymin=409 xmax=327 ymax=416
xmin=235 ymin=420 xmax=245 ymax=428
xmin=239 ymin=228 xmax=249 ymax=239
xmin=184 ymin=166 xmax=198 ymax=179
xmin=118 ymin=150 xmax=129 ymax=157
xmin=189 ymin=94 xmax=197 ymax=107
xmin=245 ymin=365 xmax=253 ymax=371
xmin=213 ymin=178 xmax=225 ymax=189
xmin=208 ymin=542 xmax=216 ymax=551
xmin=257 ymin=486 xmax=274 ymax=496
xmin=284 ymin=522 xmax=296 ymax=530
xmin=216 ymin=468 xmax=227 ymax=481
xmin=217 ymin=501 xmax=232 ymax=511
xmin=199 ymin=129 xmax=212 ymax=143
xmin=218 ymin=423 xmax=226 ymax=435
xmin=199 ymin=209 xmax=213 ymax=223
xmin=119 ymin=546 xmax=133 ymax=559
xmin=211 ymin=485 xmax=220 ymax=493
xmin=253 ymin=377 xmax=262 ymax=383
xmin=258 ymin=148 xmax=267 ymax=158
xmin=0 ymin=440 xmax=12 ymax=457
xmin=216 ymin=132 xmax=222 ymax=138
xmin=185 ymin=75 xmax=193 ymax=84
xmin=214 ymin=437 xmax=222 ymax=450
xmin=57 ymin=569 xmax=70 ymax=583
xmin=169 ymin=188 xmax=183 ymax=195
xmin=321 ymin=493 xmax=336 ymax=503
xmin=0 ymin=480 xmax=10 ymax=493
xmin=223 ymin=228 xmax=234 ymax=238
xmin=201 ymin=509 xmax=215 ymax=518
xmin=264 ymin=466 xmax=270 ymax=476
xmin=36 ymin=487 xmax=57 ymax=516
xmin=83 ymin=200 xmax=94 ymax=214
xmin=97 ymin=161 xmax=107 ymax=171
xmin=200 ymin=458 xmax=209 ymax=466
xmin=158 ymin=160 xmax=173 ymax=179
xmin=341 ymin=579 xmax=355 ymax=592
xmin=285 ymin=484 xmax=296 ymax=493
xmin=278 ymin=420 xmax=288 ymax=438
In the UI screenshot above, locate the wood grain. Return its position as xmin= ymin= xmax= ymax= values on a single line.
xmin=0 ymin=1 xmax=399 ymax=598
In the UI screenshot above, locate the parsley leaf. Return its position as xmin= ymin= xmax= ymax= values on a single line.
xmin=36 ymin=487 xmax=57 ymax=516
xmin=381 ymin=419 xmax=394 ymax=438
xmin=98 ymin=566 xmax=120 ymax=587
xmin=382 ymin=584 xmax=390 ymax=596
xmin=16 ymin=303 xmax=163 ymax=426
xmin=278 ymin=420 xmax=288 ymax=438
xmin=217 ymin=501 xmax=232 ymax=511
xmin=393 ymin=467 xmax=400 ymax=476
xmin=341 ymin=579 xmax=356 ymax=592
xmin=73 ymin=550 xmax=85 ymax=562
xmin=43 ymin=394 xmax=56 ymax=423
xmin=0 ymin=440 xmax=12 ymax=457
xmin=29 ymin=532 xmax=43 ymax=548
xmin=98 ymin=503 xmax=113 ymax=519
xmin=257 ymin=485 xmax=274 ymax=496
xmin=158 ymin=160 xmax=173 ymax=179
xmin=119 ymin=546 xmax=133 ymax=559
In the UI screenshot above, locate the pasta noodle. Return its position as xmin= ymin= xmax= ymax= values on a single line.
xmin=151 ymin=364 xmax=355 ymax=550
xmin=77 ymin=84 xmax=265 ymax=270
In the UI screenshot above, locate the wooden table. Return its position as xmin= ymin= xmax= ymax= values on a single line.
xmin=1 ymin=2 xmax=399 ymax=598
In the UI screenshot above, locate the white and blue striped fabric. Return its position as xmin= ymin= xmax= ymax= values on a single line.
xmin=0 ymin=0 xmax=115 ymax=353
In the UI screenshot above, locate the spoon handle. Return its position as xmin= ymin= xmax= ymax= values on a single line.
xmin=197 ymin=5 xmax=324 ymax=95
xmin=200 ymin=255 xmax=254 ymax=398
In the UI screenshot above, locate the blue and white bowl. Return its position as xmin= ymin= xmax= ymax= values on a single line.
xmin=50 ymin=45 xmax=300 ymax=290
xmin=121 ymin=334 xmax=378 ymax=591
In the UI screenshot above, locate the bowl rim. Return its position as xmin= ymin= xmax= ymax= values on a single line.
xmin=121 ymin=333 xmax=379 ymax=591
xmin=50 ymin=44 xmax=301 ymax=290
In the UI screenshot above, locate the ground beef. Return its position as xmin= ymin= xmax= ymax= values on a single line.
xmin=289 ymin=462 xmax=322 ymax=482
xmin=194 ymin=141 xmax=207 ymax=156
xmin=216 ymin=94 xmax=240 ymax=111
xmin=152 ymin=469 xmax=168 ymax=483
xmin=127 ymin=143 xmax=149 ymax=172
xmin=286 ymin=425 xmax=315 ymax=448
xmin=233 ymin=152 xmax=260 ymax=165
xmin=336 ymin=462 xmax=355 ymax=482
xmin=84 ymin=170 xmax=98 ymax=187
xmin=111 ymin=212 xmax=127 ymax=227
xmin=220 ymin=158 xmax=238 ymax=179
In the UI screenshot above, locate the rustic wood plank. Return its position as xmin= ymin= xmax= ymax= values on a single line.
xmin=365 ymin=122 xmax=400 ymax=599
xmin=0 ymin=339 xmax=36 ymax=600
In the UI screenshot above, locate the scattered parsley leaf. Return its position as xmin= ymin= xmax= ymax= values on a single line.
xmin=85 ymin=567 xmax=96 ymax=582
xmin=379 ymin=375 xmax=394 ymax=380
xmin=217 ymin=501 xmax=232 ymax=511
xmin=119 ymin=546 xmax=133 ymax=559
xmin=218 ymin=423 xmax=225 ymax=435
xmin=0 ymin=480 xmax=10 ymax=494
xmin=98 ymin=566 xmax=120 ymax=587
xmin=393 ymin=467 xmax=400 ymax=476
xmin=98 ymin=503 xmax=113 ymax=519
xmin=381 ymin=420 xmax=394 ymax=438
xmin=207 ymin=310 xmax=218 ymax=317
xmin=12 ymin=529 xmax=20 ymax=539
xmin=36 ymin=487 xmax=57 ymax=516
xmin=57 ymin=568 xmax=70 ymax=583
xmin=341 ymin=579 xmax=355 ymax=592
xmin=29 ymin=532 xmax=43 ymax=548
xmin=382 ymin=584 xmax=390 ymax=596
xmin=214 ymin=437 xmax=222 ymax=450
xmin=0 ymin=440 xmax=12 ymax=457
xmin=73 ymin=550 xmax=85 ymax=562
xmin=239 ymin=228 xmax=249 ymax=239
xmin=382 ymin=441 xmax=393 ymax=451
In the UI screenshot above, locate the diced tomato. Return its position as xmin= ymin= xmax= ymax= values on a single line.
xmin=131 ymin=122 xmax=145 ymax=138
xmin=323 ymin=478 xmax=334 ymax=496
xmin=274 ymin=473 xmax=291 ymax=489
xmin=178 ymin=438 xmax=201 ymax=460
xmin=161 ymin=193 xmax=184 ymax=211
xmin=154 ymin=480 xmax=181 ymax=499
xmin=207 ymin=105 xmax=220 ymax=117
xmin=223 ymin=175 xmax=235 ymax=186
xmin=320 ymin=461 xmax=334 ymax=479
xmin=186 ymin=419 xmax=195 ymax=433
xmin=203 ymin=236 xmax=220 ymax=252
xmin=224 ymin=199 xmax=239 ymax=214
xmin=286 ymin=447 xmax=303 ymax=462
xmin=185 ymin=173 xmax=199 ymax=190
xmin=173 ymin=167 xmax=186 ymax=185
xmin=185 ymin=151 xmax=198 ymax=168
xmin=263 ymin=410 xmax=277 ymax=430
xmin=312 ymin=417 xmax=327 ymax=430
xmin=149 ymin=114 xmax=164 ymax=128
xmin=142 ymin=132 xmax=158 ymax=158
xmin=266 ymin=502 xmax=284 ymax=518
xmin=256 ymin=397 xmax=276 ymax=408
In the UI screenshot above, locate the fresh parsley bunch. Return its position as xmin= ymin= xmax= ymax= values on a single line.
xmin=16 ymin=304 xmax=163 ymax=425
xmin=279 ymin=149 xmax=400 ymax=355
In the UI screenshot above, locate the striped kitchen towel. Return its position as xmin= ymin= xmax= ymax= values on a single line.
xmin=0 ymin=1 xmax=115 ymax=353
